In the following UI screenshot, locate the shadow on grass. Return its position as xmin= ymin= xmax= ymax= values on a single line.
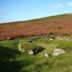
xmin=0 ymin=46 xmax=22 ymax=72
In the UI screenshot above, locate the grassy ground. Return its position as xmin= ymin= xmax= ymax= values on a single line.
xmin=0 ymin=38 xmax=72 ymax=72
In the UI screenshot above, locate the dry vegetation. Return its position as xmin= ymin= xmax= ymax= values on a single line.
xmin=0 ymin=14 xmax=72 ymax=40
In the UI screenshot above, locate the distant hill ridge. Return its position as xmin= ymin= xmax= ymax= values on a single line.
xmin=0 ymin=13 xmax=72 ymax=40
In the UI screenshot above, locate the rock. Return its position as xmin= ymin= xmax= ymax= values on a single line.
xmin=18 ymin=44 xmax=22 ymax=51
xmin=50 ymin=38 xmax=53 ymax=41
xmin=28 ymin=50 xmax=34 ymax=55
xmin=53 ymin=48 xmax=65 ymax=56
xmin=18 ymin=43 xmax=25 ymax=53
xmin=20 ymin=49 xmax=25 ymax=53
xmin=56 ymin=37 xmax=64 ymax=40
xmin=44 ymin=53 xmax=49 ymax=58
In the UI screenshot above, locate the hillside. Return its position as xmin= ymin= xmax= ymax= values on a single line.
xmin=0 ymin=38 xmax=72 ymax=72
xmin=0 ymin=14 xmax=72 ymax=72
xmin=0 ymin=14 xmax=72 ymax=40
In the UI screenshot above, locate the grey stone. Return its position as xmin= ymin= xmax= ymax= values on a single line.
xmin=53 ymin=48 xmax=65 ymax=56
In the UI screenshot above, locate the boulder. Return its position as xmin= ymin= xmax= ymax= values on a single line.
xmin=53 ymin=48 xmax=65 ymax=56
xmin=28 ymin=50 xmax=34 ymax=55
xmin=44 ymin=53 xmax=49 ymax=58
xmin=28 ymin=46 xmax=44 ymax=55
xmin=49 ymin=38 xmax=53 ymax=40
xmin=18 ymin=43 xmax=25 ymax=53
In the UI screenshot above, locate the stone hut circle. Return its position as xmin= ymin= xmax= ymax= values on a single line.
xmin=18 ymin=42 xmax=45 ymax=54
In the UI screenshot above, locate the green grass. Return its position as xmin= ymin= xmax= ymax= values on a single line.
xmin=0 ymin=38 xmax=72 ymax=72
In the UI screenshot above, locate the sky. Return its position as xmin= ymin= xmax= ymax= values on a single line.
xmin=0 ymin=0 xmax=72 ymax=23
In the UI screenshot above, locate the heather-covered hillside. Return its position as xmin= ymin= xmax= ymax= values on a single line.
xmin=0 ymin=14 xmax=72 ymax=40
